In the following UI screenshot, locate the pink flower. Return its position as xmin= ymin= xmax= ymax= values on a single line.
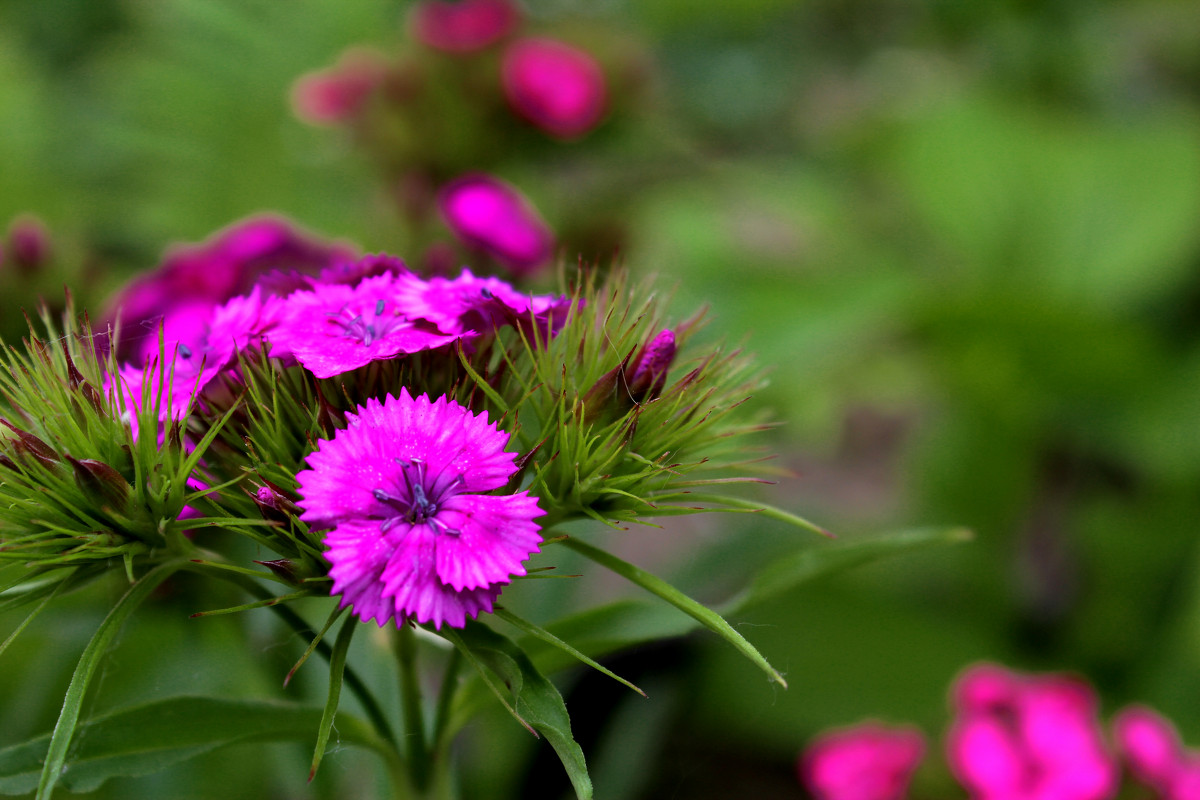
xmin=107 ymin=215 xmax=351 ymax=361
xmin=392 ymin=267 xmax=572 ymax=338
xmin=947 ymin=663 xmax=1117 ymax=800
xmin=1115 ymin=705 xmax=1200 ymax=800
xmin=291 ymin=48 xmax=389 ymax=126
xmin=6 ymin=215 xmax=51 ymax=274
xmin=267 ymin=273 xmax=459 ymax=379
xmin=409 ymin=0 xmax=518 ymax=53
xmin=438 ymin=175 xmax=554 ymax=274
xmin=501 ymin=38 xmax=607 ymax=139
xmin=800 ymin=722 xmax=925 ymax=800
xmin=627 ymin=329 xmax=677 ymax=401
xmin=295 ymin=390 xmax=543 ymax=628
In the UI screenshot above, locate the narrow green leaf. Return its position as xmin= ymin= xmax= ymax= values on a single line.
xmin=310 ymin=614 xmax=356 ymax=782
xmin=562 ymin=537 xmax=787 ymax=688
xmin=0 ymin=696 xmax=388 ymax=795
xmin=495 ymin=608 xmax=646 ymax=697
xmin=286 ymin=604 xmax=347 ymax=687
xmin=720 ymin=526 xmax=975 ymax=616
xmin=443 ymin=622 xmax=593 ymax=800
xmin=36 ymin=559 xmax=184 ymax=800
xmin=678 ymin=493 xmax=832 ymax=537
xmin=0 ymin=579 xmax=65 ymax=660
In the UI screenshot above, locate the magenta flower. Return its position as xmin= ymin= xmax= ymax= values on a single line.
xmin=800 ymin=722 xmax=925 ymax=800
xmin=290 ymin=48 xmax=389 ymax=126
xmin=295 ymin=390 xmax=543 ymax=628
xmin=438 ymin=174 xmax=554 ymax=274
xmin=501 ymin=38 xmax=607 ymax=139
xmin=268 ymin=274 xmax=459 ymax=379
xmin=628 ymin=329 xmax=677 ymax=401
xmin=947 ymin=663 xmax=1117 ymax=800
xmin=409 ymin=0 xmax=518 ymax=53
xmin=393 ymin=267 xmax=572 ymax=338
xmin=6 ymin=215 xmax=51 ymax=274
xmin=107 ymin=215 xmax=352 ymax=360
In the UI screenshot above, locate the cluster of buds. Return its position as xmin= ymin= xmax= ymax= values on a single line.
xmin=801 ymin=662 xmax=1200 ymax=800
xmin=290 ymin=0 xmax=639 ymax=277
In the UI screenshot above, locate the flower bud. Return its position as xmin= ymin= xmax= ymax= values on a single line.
xmin=66 ymin=455 xmax=132 ymax=512
xmin=0 ymin=418 xmax=59 ymax=468
xmin=290 ymin=49 xmax=389 ymax=126
xmin=627 ymin=329 xmax=676 ymax=402
xmin=7 ymin=215 xmax=51 ymax=274
xmin=501 ymin=38 xmax=607 ymax=139
xmin=438 ymin=174 xmax=554 ymax=274
xmin=250 ymin=482 xmax=301 ymax=525
xmin=578 ymin=350 xmax=634 ymax=424
xmin=409 ymin=0 xmax=518 ymax=53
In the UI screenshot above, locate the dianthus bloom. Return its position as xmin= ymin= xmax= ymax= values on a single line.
xmin=947 ymin=663 xmax=1117 ymax=800
xmin=296 ymin=390 xmax=543 ymax=629
xmin=393 ymin=267 xmax=572 ymax=338
xmin=268 ymin=273 xmax=458 ymax=378
xmin=800 ymin=722 xmax=925 ymax=800
xmin=438 ymin=174 xmax=554 ymax=274
xmin=290 ymin=48 xmax=389 ymax=126
xmin=1115 ymin=704 xmax=1200 ymax=800
xmin=501 ymin=38 xmax=607 ymax=139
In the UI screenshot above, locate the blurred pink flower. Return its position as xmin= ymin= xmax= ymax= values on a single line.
xmin=1115 ymin=704 xmax=1200 ymax=800
xmin=6 ymin=215 xmax=51 ymax=273
xmin=800 ymin=722 xmax=925 ymax=800
xmin=409 ymin=0 xmax=518 ymax=53
xmin=501 ymin=38 xmax=607 ymax=139
xmin=947 ymin=663 xmax=1117 ymax=800
xmin=438 ymin=174 xmax=554 ymax=273
xmin=291 ymin=48 xmax=389 ymax=126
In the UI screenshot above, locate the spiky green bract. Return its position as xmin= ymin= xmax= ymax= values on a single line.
xmin=0 ymin=305 xmax=222 ymax=590
xmin=472 ymin=271 xmax=775 ymax=529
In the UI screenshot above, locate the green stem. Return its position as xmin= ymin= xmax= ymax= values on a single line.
xmin=431 ymin=647 xmax=462 ymax=753
xmin=179 ymin=561 xmax=398 ymax=748
xmin=395 ymin=623 xmax=430 ymax=792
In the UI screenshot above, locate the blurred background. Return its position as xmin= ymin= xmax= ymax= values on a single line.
xmin=2 ymin=0 xmax=1200 ymax=797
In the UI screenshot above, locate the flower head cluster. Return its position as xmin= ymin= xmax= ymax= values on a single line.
xmin=948 ymin=664 xmax=1116 ymax=800
xmin=800 ymin=663 xmax=1200 ymax=800
xmin=295 ymin=390 xmax=542 ymax=628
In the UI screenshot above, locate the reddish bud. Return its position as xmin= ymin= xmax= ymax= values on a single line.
xmin=67 ymin=456 xmax=132 ymax=511
xmin=0 ymin=418 xmax=58 ymax=468
xmin=409 ymin=0 xmax=518 ymax=53
xmin=7 ymin=215 xmax=51 ymax=274
xmin=502 ymin=38 xmax=607 ymax=139
xmin=290 ymin=49 xmax=389 ymax=126
xmin=628 ymin=329 xmax=676 ymax=402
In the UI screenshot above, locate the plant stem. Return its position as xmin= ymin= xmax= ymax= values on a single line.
xmin=432 ymin=647 xmax=462 ymax=753
xmin=396 ymin=622 xmax=430 ymax=792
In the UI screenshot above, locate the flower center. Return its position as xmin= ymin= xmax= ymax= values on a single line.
xmin=373 ymin=458 xmax=464 ymax=535
xmin=328 ymin=299 xmax=409 ymax=345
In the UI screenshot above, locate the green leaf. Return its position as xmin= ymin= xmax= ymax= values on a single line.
xmin=36 ymin=559 xmax=183 ymax=800
xmin=443 ymin=623 xmax=593 ymax=800
xmin=0 ymin=696 xmax=387 ymax=795
xmin=309 ymin=613 xmax=357 ymax=781
xmin=494 ymin=608 xmax=646 ymax=697
xmin=562 ymin=536 xmax=787 ymax=688
xmin=720 ymin=526 xmax=975 ymax=616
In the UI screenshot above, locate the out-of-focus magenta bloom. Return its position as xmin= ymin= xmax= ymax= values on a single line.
xmin=438 ymin=174 xmax=554 ymax=274
xmin=1115 ymin=705 xmax=1183 ymax=791
xmin=947 ymin=663 xmax=1118 ymax=800
xmin=268 ymin=274 xmax=458 ymax=379
xmin=409 ymin=0 xmax=518 ymax=53
xmin=501 ymin=38 xmax=607 ymax=139
xmin=393 ymin=267 xmax=572 ymax=338
xmin=1114 ymin=704 xmax=1200 ymax=799
xmin=108 ymin=215 xmax=351 ymax=360
xmin=291 ymin=48 xmax=389 ymax=126
xmin=800 ymin=722 xmax=925 ymax=800
xmin=295 ymin=390 xmax=543 ymax=629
